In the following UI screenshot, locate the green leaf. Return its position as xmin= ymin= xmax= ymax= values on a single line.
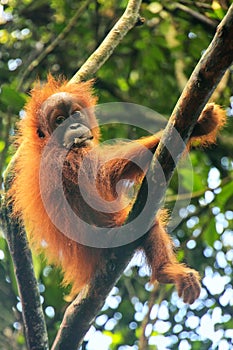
xmin=203 ymin=217 xmax=218 ymax=246
xmin=0 ymin=85 xmax=27 ymax=113
xmin=104 ymin=330 xmax=122 ymax=344
xmin=178 ymin=168 xmax=204 ymax=192
xmin=0 ymin=140 xmax=5 ymax=152
xmin=215 ymin=181 xmax=233 ymax=209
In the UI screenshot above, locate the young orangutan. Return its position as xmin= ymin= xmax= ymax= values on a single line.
xmin=9 ymin=75 xmax=226 ymax=303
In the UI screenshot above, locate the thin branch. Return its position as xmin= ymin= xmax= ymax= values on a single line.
xmin=173 ymin=2 xmax=218 ymax=28
xmin=138 ymin=284 xmax=171 ymax=350
xmin=52 ymin=4 xmax=233 ymax=350
xmin=1 ymin=162 xmax=49 ymax=350
xmin=69 ymin=0 xmax=143 ymax=84
xmin=138 ymin=286 xmax=158 ymax=350
xmin=188 ymin=1 xmax=212 ymax=10
xmin=166 ymin=175 xmax=233 ymax=203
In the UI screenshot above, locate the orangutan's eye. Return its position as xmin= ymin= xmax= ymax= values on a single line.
xmin=37 ymin=128 xmax=45 ymax=139
xmin=55 ymin=116 xmax=66 ymax=125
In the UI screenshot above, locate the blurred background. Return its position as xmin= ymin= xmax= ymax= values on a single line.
xmin=0 ymin=1 xmax=233 ymax=349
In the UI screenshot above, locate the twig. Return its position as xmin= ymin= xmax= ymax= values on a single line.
xmin=69 ymin=0 xmax=143 ymax=84
xmin=166 ymin=175 xmax=233 ymax=202
xmin=138 ymin=286 xmax=158 ymax=350
xmin=138 ymin=284 xmax=171 ymax=350
xmin=52 ymin=4 xmax=233 ymax=350
xmin=170 ymin=2 xmax=218 ymax=29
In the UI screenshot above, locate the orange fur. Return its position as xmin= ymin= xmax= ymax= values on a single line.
xmin=9 ymin=76 xmax=226 ymax=302
xmin=10 ymin=76 xmax=100 ymax=294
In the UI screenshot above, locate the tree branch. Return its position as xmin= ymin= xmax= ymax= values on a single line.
xmin=1 ymin=163 xmax=49 ymax=350
xmin=68 ymin=0 xmax=143 ymax=84
xmin=132 ymin=3 xmax=233 ymax=228
xmin=138 ymin=286 xmax=158 ymax=350
xmin=138 ymin=284 xmax=171 ymax=350
xmin=52 ymin=4 xmax=233 ymax=349
xmin=171 ymin=2 xmax=218 ymax=29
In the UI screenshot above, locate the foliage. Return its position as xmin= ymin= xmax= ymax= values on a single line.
xmin=0 ymin=0 xmax=233 ymax=349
